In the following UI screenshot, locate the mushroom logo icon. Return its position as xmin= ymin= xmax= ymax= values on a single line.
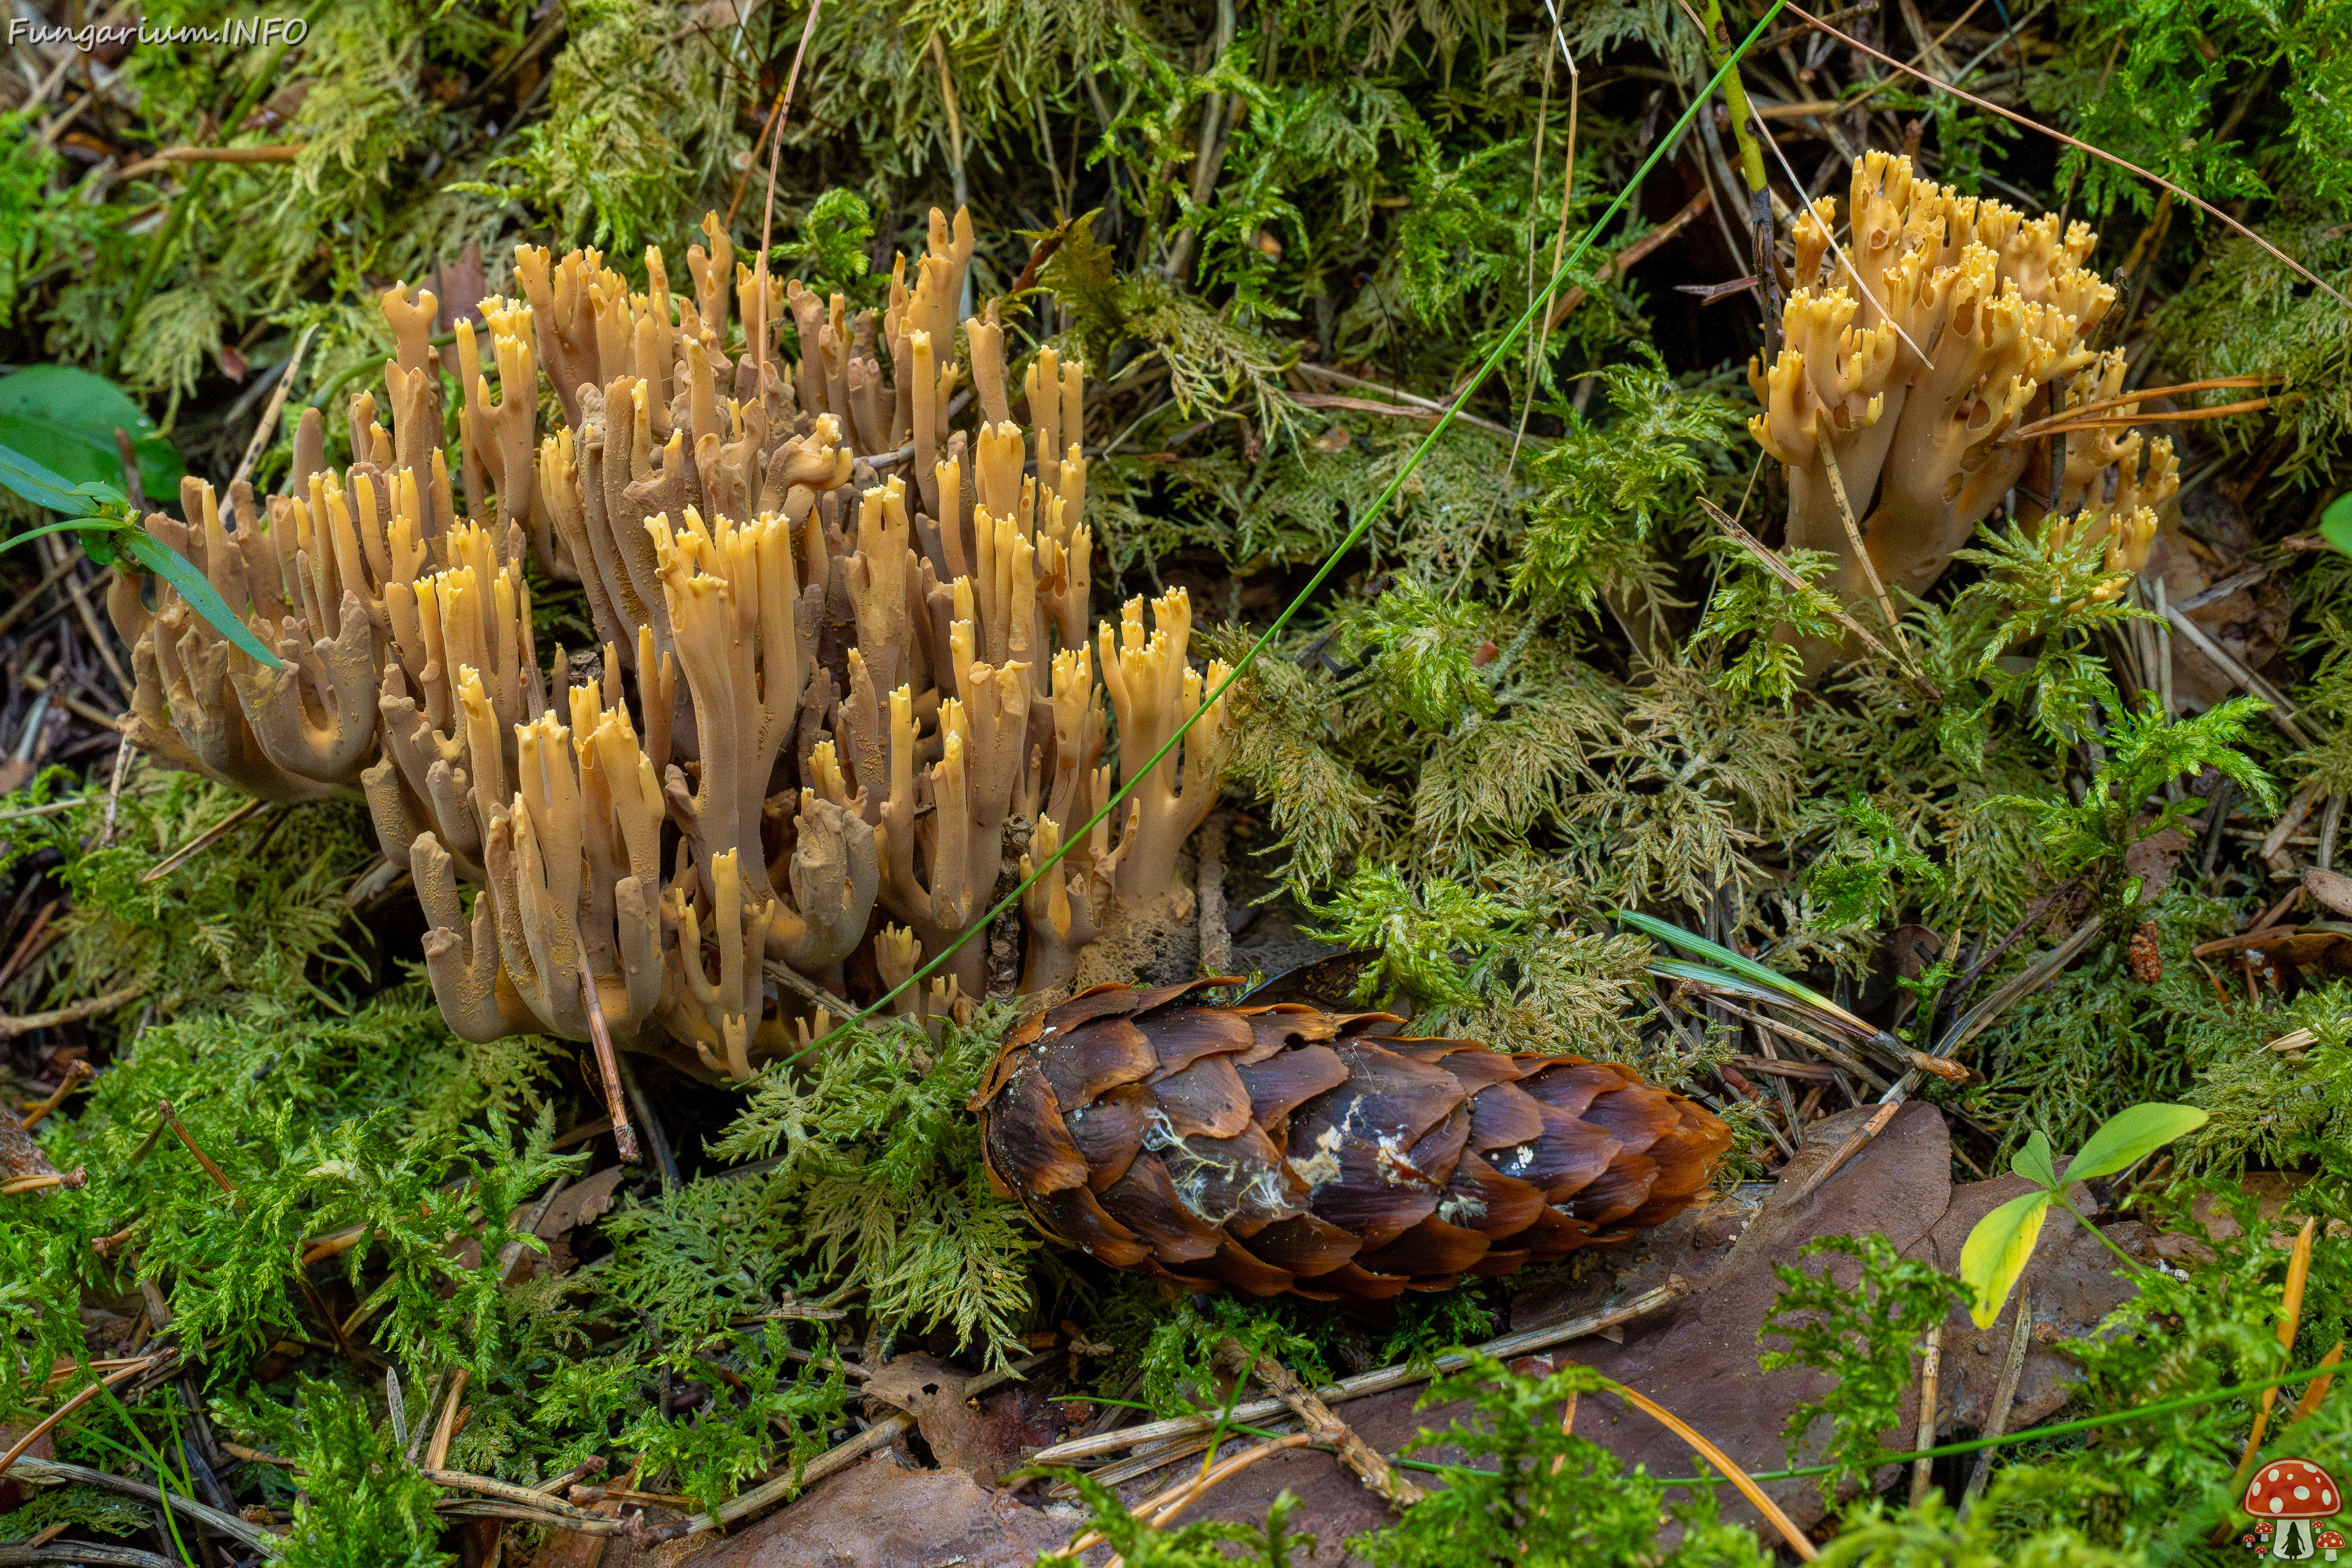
xmin=2245 ymin=1459 xmax=2342 ymax=1559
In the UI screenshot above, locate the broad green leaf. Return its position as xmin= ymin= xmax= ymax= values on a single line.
xmin=2064 ymin=1102 xmax=2209 ymax=1185
xmin=0 ymin=365 xmax=184 ymax=500
xmin=1960 ymin=1188 xmax=2053 ymax=1329
xmin=2012 ymin=1129 xmax=2059 ymax=1190
xmin=2323 ymin=492 xmax=2352 ymax=557
xmin=0 ymin=440 xmax=92 ymax=514
xmin=121 ymin=530 xmax=284 ymax=669
xmin=1619 ymin=910 xmax=1871 ymax=1031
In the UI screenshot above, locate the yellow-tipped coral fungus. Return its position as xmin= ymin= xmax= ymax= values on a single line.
xmin=108 ymin=208 xmax=1234 ymax=1082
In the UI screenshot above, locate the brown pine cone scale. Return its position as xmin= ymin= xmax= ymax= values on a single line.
xmin=971 ymin=980 xmax=1733 ymax=1303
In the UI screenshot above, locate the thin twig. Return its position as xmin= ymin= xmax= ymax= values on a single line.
xmin=1604 ymin=1378 xmax=1819 ymax=1559
xmin=2224 ymin=1218 xmax=2317 ymax=1505
xmin=100 ymin=737 xmax=135 ymax=845
xmin=1053 ymin=1434 xmax=1318 ymax=1562
xmin=2004 ymin=375 xmax=2272 ymax=440
xmin=2162 ymin=606 xmax=2312 ymax=747
xmin=682 ymin=1413 xmax=911 ymax=1532
xmin=425 ymin=1366 xmax=470 ymax=1472
xmin=2021 ymin=398 xmax=2274 ymax=442
xmin=37 ymin=538 xmax=130 ymax=704
xmin=579 ymin=970 xmax=642 ymax=1164
xmin=7 ymin=1456 xmax=279 ymax=1555
xmin=18 ymin=670 xmax=122 ymax=734
xmin=426 ymin=1468 xmax=602 ymax=1521
xmin=0 ymin=796 xmax=98 ymax=827
xmin=0 ymin=982 xmax=147 ymax=1041
xmin=13 ymin=1061 xmax=92 ymax=1131
xmin=750 ymin=0 xmax=826 ymax=388
xmin=1289 ymin=370 xmax=1519 ymax=439
xmin=1137 ymin=1434 xmax=1316 ymax=1531
xmin=229 ymin=323 xmax=319 ymax=492
xmin=1786 ymin=915 xmax=2103 ymax=1205
xmin=0 ymin=1359 xmax=164 ymax=1486
xmin=1815 ymin=442 xmax=1916 ymax=661
xmin=1215 ymin=1340 xmax=1425 ymax=1509
xmin=1958 ymin=1289 xmax=2033 ymax=1518
xmin=1910 ymin=1322 xmax=1942 ymax=1506
xmin=138 ymin=798 xmax=269 ymax=884
xmin=0 ymin=1543 xmax=179 ymax=1566
xmin=1539 ymin=186 xmax=1714 ymax=336
xmin=0 ymin=556 xmax=83 ymax=640
xmin=1703 ymin=996 xmax=1893 ymax=1089
xmin=614 ymin=1050 xmax=677 ymax=1193
xmin=435 ymin=1501 xmax=628 ymax=1536
xmin=497 ymin=1174 xmax=568 ymax=1281
xmin=2288 ymin=1341 xmax=2343 ymax=1426
xmin=1033 ymin=1281 xmax=1691 ymax=1466
xmin=156 ymin=1100 xmax=236 ymax=1196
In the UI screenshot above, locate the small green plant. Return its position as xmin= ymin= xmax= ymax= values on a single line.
xmin=707 ymin=1001 xmax=1036 ymax=1356
xmin=0 ymin=440 xmax=279 ymax=668
xmin=2323 ymin=492 xmax=2352 ymax=556
xmin=1958 ymin=1102 xmax=2208 ymax=1329
xmin=1689 ymin=538 xmax=1846 ymax=707
xmin=1758 ymin=1235 xmax=1959 ymax=1505
xmin=1809 ymin=796 xmax=1951 ymax=930
xmin=776 ymin=187 xmax=878 ymax=307
xmin=268 ymin=1377 xmax=450 ymax=1568
xmin=1336 ymin=575 xmax=1498 ymax=732
xmin=1300 ymin=863 xmax=1519 ymax=1006
xmin=1920 ymin=520 xmax=2150 ymax=766
xmin=1988 ymin=692 xmax=2276 ymax=931
xmin=1513 ymin=358 xmax=1747 ymax=619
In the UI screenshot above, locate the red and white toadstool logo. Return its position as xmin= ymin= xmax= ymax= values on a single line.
xmin=2245 ymin=1459 xmax=2342 ymax=1560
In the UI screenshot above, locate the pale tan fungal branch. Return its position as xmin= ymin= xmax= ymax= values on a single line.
xmin=1749 ymin=152 xmax=2179 ymax=673
xmin=110 ymin=206 xmax=1234 ymax=1080
xmin=2045 ymin=505 xmax=2160 ymax=605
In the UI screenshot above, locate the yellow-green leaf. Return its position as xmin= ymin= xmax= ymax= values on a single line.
xmin=1960 ymin=1188 xmax=2053 ymax=1329
xmin=2066 ymin=1103 xmax=2209 ymax=1185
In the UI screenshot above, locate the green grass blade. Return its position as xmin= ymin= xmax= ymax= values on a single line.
xmin=0 ymin=516 xmax=113 ymax=552
xmin=1618 ymin=910 xmax=1868 ymax=1030
xmin=123 ymin=530 xmax=286 ymax=671
xmin=1642 ymin=957 xmax=1879 ymax=1039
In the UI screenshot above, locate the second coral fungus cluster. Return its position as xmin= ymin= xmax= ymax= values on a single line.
xmin=1750 ymin=153 xmax=2177 ymax=669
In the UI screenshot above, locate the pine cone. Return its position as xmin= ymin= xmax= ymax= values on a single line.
xmin=971 ymin=981 xmax=1732 ymax=1303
